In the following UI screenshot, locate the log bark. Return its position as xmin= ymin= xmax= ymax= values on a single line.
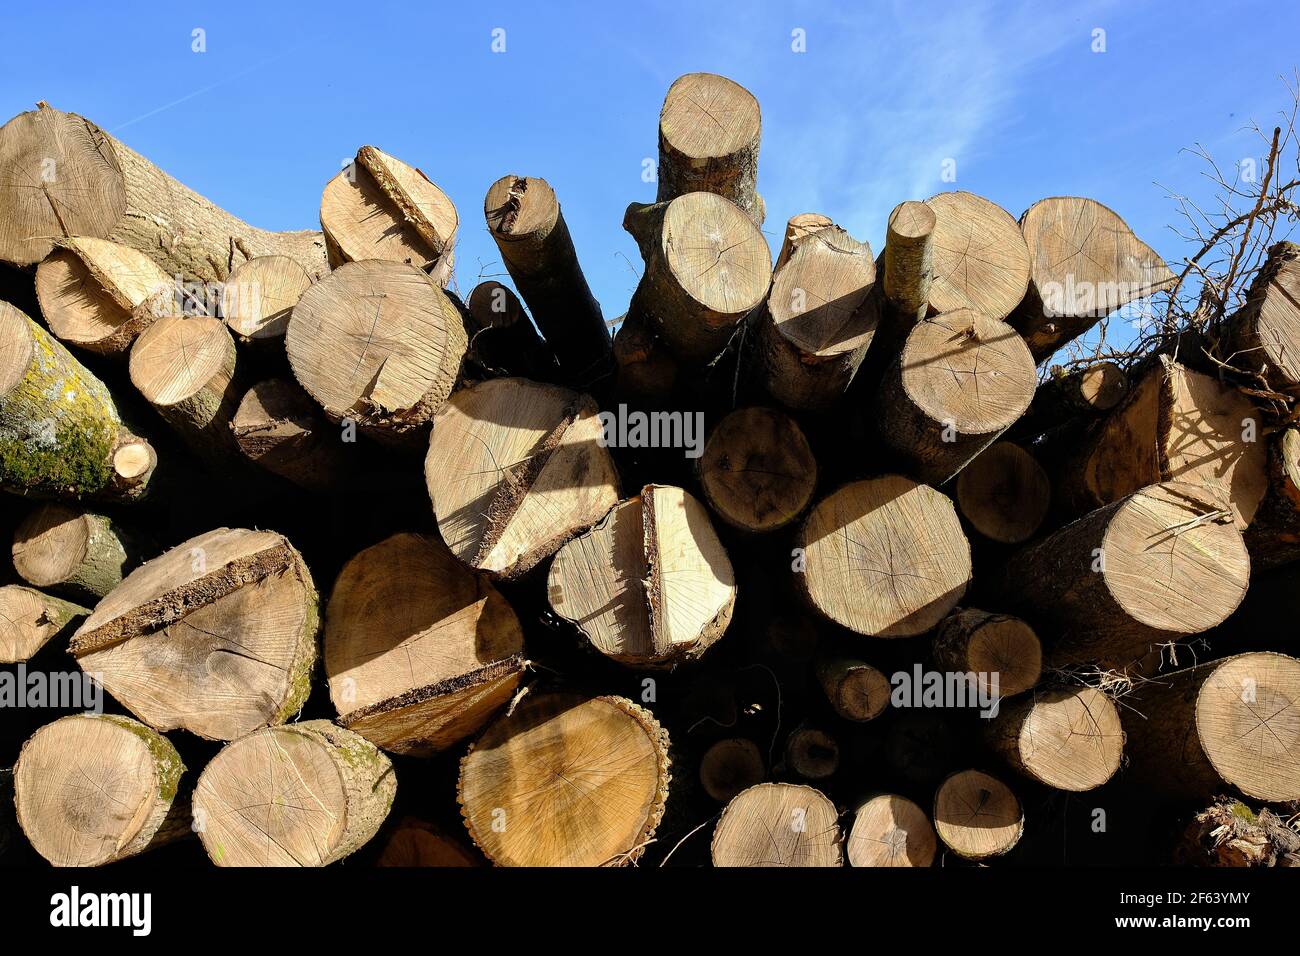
xmin=754 ymin=221 xmax=877 ymax=410
xmin=1242 ymin=425 xmax=1300 ymax=569
xmin=698 ymin=406 xmax=817 ymax=533
xmin=14 ymin=713 xmax=186 ymax=866
xmin=0 ymin=302 xmax=156 ymax=501
xmin=464 ymin=281 xmax=558 ymax=380
xmin=933 ymin=769 xmax=1023 ymax=860
xmin=882 ymin=200 xmax=936 ymax=326
xmin=0 ymin=104 xmax=328 ymax=279
xmin=321 ymin=145 xmax=456 ymax=285
xmin=1010 ymin=197 xmax=1176 ymax=363
xmin=230 ymin=378 xmax=348 ymax=493
xmin=924 ymin=191 xmax=1030 ymax=322
xmin=1219 ymin=241 xmax=1300 ymax=391
xmin=931 ymin=608 xmax=1042 ymax=698
xmin=69 ymin=527 xmax=319 ymax=740
xmin=612 ymin=309 xmax=679 ymax=403
xmin=325 ymin=532 xmax=525 ymax=755
xmin=425 ymin=377 xmax=620 ymax=580
xmin=1056 ymin=356 xmax=1268 ymax=530
xmin=0 ymin=584 xmax=88 ymax=662
xmin=624 ymin=193 xmax=771 ymax=364
xmin=711 ymin=782 xmax=843 ymax=867
xmin=12 ymin=502 xmax=138 ymax=601
xmin=795 ymin=475 xmax=971 ymax=637
xmin=34 ymin=237 xmax=170 ymax=355
xmin=484 ymin=175 xmax=609 ymax=386
xmin=547 ymin=485 xmax=735 ymax=666
xmin=699 ymin=738 xmax=765 ymax=803
xmin=286 ymin=259 xmax=467 ymax=444
xmin=193 ymin=719 xmax=395 ymax=866
xmin=1012 ymin=361 xmax=1129 ymax=441
xmin=846 ymin=794 xmax=936 ymax=867
xmin=220 ymin=254 xmax=312 ymax=345
xmin=954 ymin=441 xmax=1051 ymax=543
xmin=458 ymin=693 xmax=670 ymax=866
xmin=656 ymin=72 xmax=764 ymax=224
xmin=985 ymin=685 xmax=1124 ymax=791
xmin=997 ymin=482 xmax=1250 ymax=673
xmin=815 ymin=654 xmax=890 ymax=722
xmin=1122 ymin=652 xmax=1300 ymax=803
xmin=129 ymin=314 xmax=241 ymax=461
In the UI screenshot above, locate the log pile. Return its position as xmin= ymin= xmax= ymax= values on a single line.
xmin=0 ymin=74 xmax=1296 ymax=873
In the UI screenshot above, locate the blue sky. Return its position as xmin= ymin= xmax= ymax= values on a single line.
xmin=3 ymin=0 xmax=1298 ymax=339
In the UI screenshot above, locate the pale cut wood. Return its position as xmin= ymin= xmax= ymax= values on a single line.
xmin=1220 ymin=241 xmax=1300 ymax=390
xmin=999 ymin=482 xmax=1251 ymax=673
xmin=955 ymin=441 xmax=1050 ymax=543
xmin=14 ymin=714 xmax=186 ymax=867
xmin=875 ymin=310 xmax=1037 ymax=485
xmin=795 ymin=476 xmax=971 ymax=637
xmin=0 ymin=584 xmax=87 ymax=663
xmin=0 ymin=104 xmax=328 ymax=279
xmin=847 ymin=794 xmax=936 ymax=868
xmin=286 ymin=259 xmax=467 ymax=442
xmin=458 ymin=694 xmax=670 ymax=867
xmin=12 ymin=502 xmax=136 ymax=601
xmin=485 ymin=175 xmax=609 ymax=385
xmin=657 ymin=72 xmax=764 ymax=224
xmin=0 ymin=302 xmax=156 ymax=501
xmin=1242 ymin=425 xmax=1300 ymax=569
xmin=815 ymin=655 xmax=890 ymax=722
xmin=547 ymin=485 xmax=735 ymax=666
xmin=756 ymin=222 xmax=877 ymax=410
xmin=230 ymin=378 xmax=348 ymax=493
xmin=425 ymin=377 xmax=620 ymax=580
xmin=624 ymin=192 xmax=771 ymax=363
xmin=1123 ymin=652 xmax=1300 ymax=803
xmin=931 ymin=608 xmax=1042 ymax=699
xmin=986 ymin=686 xmax=1124 ymax=791
xmin=377 ymin=817 xmax=482 ymax=867
xmin=698 ymin=407 xmax=817 ymax=533
xmin=325 ymin=532 xmax=525 ymax=755
xmin=321 ymin=146 xmax=456 ymax=285
xmin=933 ymin=769 xmax=1023 ymax=860
xmin=924 ymin=191 xmax=1030 ymax=322
xmin=34 ymin=237 xmax=171 ymax=355
xmin=699 ymin=738 xmax=765 ymax=803
xmin=775 ymin=213 xmax=833 ymax=271
xmin=883 ymin=200 xmax=936 ymax=325
xmin=70 ymin=528 xmax=319 ymax=740
xmin=1057 ymin=357 xmax=1268 ymax=530
xmin=711 ymin=782 xmax=843 ymax=867
xmin=1011 ymin=197 xmax=1175 ymax=362
xmin=193 ymin=720 xmax=395 ymax=867
xmin=220 ymin=255 xmax=312 ymax=343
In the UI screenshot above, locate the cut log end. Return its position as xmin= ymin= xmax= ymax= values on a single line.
xmin=816 ymin=656 xmax=890 ymax=722
xmin=955 ymin=442 xmax=1050 ymax=543
xmin=784 ymin=725 xmax=840 ymax=780
xmin=989 ymin=686 xmax=1124 ymax=791
xmin=129 ymin=314 xmax=232 ymax=408
xmin=699 ymin=407 xmax=817 ymax=533
xmin=0 ymin=584 xmax=87 ymax=663
xmin=221 ymin=255 xmax=311 ymax=341
xmin=12 ymin=502 xmax=132 ymax=601
xmin=933 ymin=769 xmax=1023 ymax=860
xmin=924 ymin=192 xmax=1029 ymax=322
xmin=847 ymin=794 xmax=936 ymax=867
xmin=933 ymin=609 xmax=1042 ymax=698
xmin=711 ymin=782 xmax=843 ymax=867
xmin=699 ymin=738 xmax=766 ymax=803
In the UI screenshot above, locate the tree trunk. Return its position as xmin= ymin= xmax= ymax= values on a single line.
xmin=464 ymin=281 xmax=558 ymax=380
xmin=846 ymin=794 xmax=936 ymax=867
xmin=1242 ymin=425 xmax=1300 ymax=569
xmin=1012 ymin=361 xmax=1129 ymax=441
xmin=1122 ymin=652 xmax=1300 ymax=803
xmin=34 ymin=237 xmax=170 ymax=355
xmin=815 ymin=654 xmax=890 ymax=722
xmin=623 ymin=193 xmax=771 ymax=364
xmin=775 ymin=213 xmax=833 ymax=270
xmin=11 ymin=502 xmax=138 ymax=601
xmin=698 ymin=406 xmax=817 ymax=532
xmin=69 ymin=527 xmax=319 ymax=740
xmin=924 ymin=191 xmax=1030 ymax=322
xmin=321 ymin=145 xmax=456 ymax=285
xmin=1009 ymin=197 xmax=1176 ymax=363
xmin=0 ymin=302 xmax=156 ymax=502
xmin=711 ymin=782 xmax=843 ymax=867
xmin=656 ymin=72 xmax=764 ymax=224
xmin=985 ymin=685 xmax=1124 ymax=791
xmin=425 ymin=377 xmax=620 ymax=580
xmin=14 ymin=713 xmax=186 ymax=866
xmin=193 ymin=719 xmax=395 ymax=866
xmin=795 ymin=475 xmax=971 ymax=637
xmin=220 ymin=254 xmax=313 ymax=345
xmin=1056 ymin=356 xmax=1268 ymax=530
xmin=484 ymin=175 xmax=610 ymax=386
xmin=1219 ymin=241 xmax=1300 ymax=390
xmin=0 ymin=104 xmax=328 ymax=279
xmin=996 ymin=482 xmax=1250 ymax=673
xmin=933 ymin=769 xmax=1023 ymax=860
xmin=754 ymin=221 xmax=877 ymax=410
xmin=699 ymin=738 xmax=765 ymax=803
xmin=286 ymin=259 xmax=467 ymax=445
xmin=325 ymin=532 xmax=526 ymax=755
xmin=0 ymin=584 xmax=88 ymax=662
xmin=882 ymin=200 xmax=936 ymax=327
xmin=612 ymin=309 xmax=679 ymax=403
xmin=931 ymin=608 xmax=1042 ymax=698
xmin=458 ymin=693 xmax=670 ymax=866
xmin=230 ymin=378 xmax=349 ymax=493
xmin=954 ymin=441 xmax=1051 ymax=543
xmin=874 ymin=310 xmax=1036 ymax=486
xmin=548 ymin=485 xmax=735 ymax=666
